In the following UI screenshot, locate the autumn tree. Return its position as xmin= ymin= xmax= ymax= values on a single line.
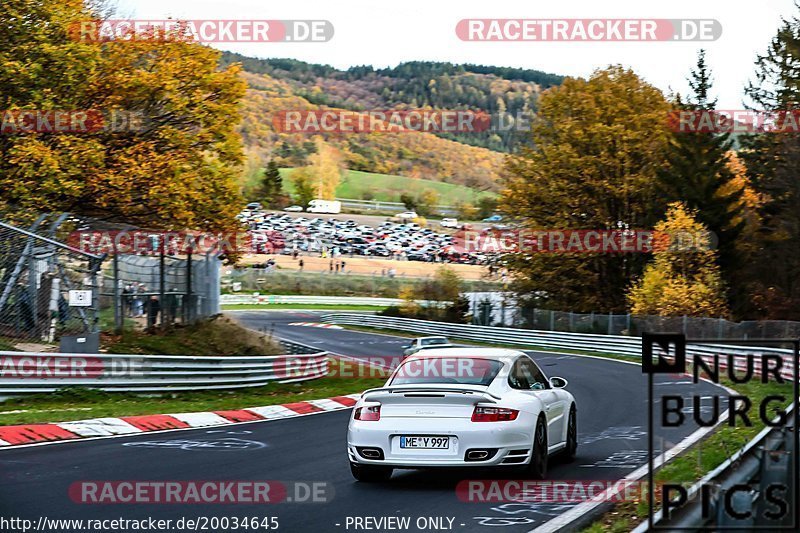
xmin=502 ymin=66 xmax=671 ymax=311
xmin=291 ymin=167 xmax=317 ymax=207
xmin=0 ymin=0 xmax=246 ymax=232
xmin=416 ymin=189 xmax=439 ymax=216
xmin=389 ymin=266 xmax=469 ymax=323
xmin=628 ymin=203 xmax=728 ymax=317
xmin=739 ymin=8 xmax=800 ymax=319
xmin=657 ymin=50 xmax=745 ymax=304
xmin=308 ymin=138 xmax=342 ymax=200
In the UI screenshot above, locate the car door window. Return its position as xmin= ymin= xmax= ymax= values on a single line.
xmin=525 ymin=358 xmax=551 ymax=390
xmin=509 ymin=357 xmax=550 ymax=390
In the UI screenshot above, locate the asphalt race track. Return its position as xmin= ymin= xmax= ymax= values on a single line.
xmin=0 ymin=311 xmax=727 ymax=533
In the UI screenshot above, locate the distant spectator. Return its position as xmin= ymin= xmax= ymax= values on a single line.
xmin=329 ymin=259 xmax=334 ymax=273
xmin=122 ymin=283 xmax=133 ymax=317
xmin=341 ymin=260 xmax=346 ymax=273
xmin=335 ymin=261 xmax=340 ymax=274
xmin=134 ymin=284 xmax=146 ymax=317
xmin=388 ymin=267 xmax=396 ymax=278
xmin=298 ymin=259 xmax=304 ymax=271
xmin=146 ymin=295 xmax=160 ymax=329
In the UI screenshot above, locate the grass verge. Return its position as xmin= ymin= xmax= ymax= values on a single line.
xmin=103 ymin=315 xmax=285 ymax=356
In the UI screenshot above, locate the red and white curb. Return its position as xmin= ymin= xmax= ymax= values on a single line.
xmin=0 ymin=393 xmax=361 ymax=448
xmin=287 ymin=322 xmax=343 ymax=329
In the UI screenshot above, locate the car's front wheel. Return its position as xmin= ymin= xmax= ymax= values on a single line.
xmin=350 ymin=462 xmax=393 ymax=482
xmin=526 ymin=417 xmax=548 ymax=479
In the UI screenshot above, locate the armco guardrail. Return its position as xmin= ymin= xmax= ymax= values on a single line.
xmin=222 ymin=294 xmax=403 ymax=306
xmin=0 ymin=349 xmax=328 ymax=395
xmin=221 ymin=294 xmax=448 ymax=307
xmin=319 ymin=314 xmax=795 ymax=374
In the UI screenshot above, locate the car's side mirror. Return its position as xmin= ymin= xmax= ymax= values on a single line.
xmin=550 ymin=377 xmax=568 ymax=388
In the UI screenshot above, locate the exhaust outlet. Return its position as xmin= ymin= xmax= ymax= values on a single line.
xmin=467 ymin=450 xmax=489 ymax=460
xmin=359 ymin=448 xmax=382 ymax=459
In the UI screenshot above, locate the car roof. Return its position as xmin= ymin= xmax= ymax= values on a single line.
xmin=404 ymin=347 xmax=525 ymax=363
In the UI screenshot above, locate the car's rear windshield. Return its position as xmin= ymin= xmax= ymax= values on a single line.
xmin=421 ymin=338 xmax=448 ymax=346
xmin=390 ymin=357 xmax=503 ymax=386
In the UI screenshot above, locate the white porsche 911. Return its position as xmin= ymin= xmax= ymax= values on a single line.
xmin=347 ymin=348 xmax=577 ymax=481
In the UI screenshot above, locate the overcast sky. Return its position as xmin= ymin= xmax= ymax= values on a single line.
xmin=114 ymin=0 xmax=797 ymax=109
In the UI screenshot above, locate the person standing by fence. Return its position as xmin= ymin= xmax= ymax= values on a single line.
xmin=146 ymin=295 xmax=160 ymax=330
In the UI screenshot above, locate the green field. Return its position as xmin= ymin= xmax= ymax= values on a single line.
xmin=279 ymin=168 xmax=493 ymax=205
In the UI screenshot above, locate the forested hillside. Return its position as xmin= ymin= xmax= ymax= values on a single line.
xmin=223 ymin=52 xmax=562 ymax=153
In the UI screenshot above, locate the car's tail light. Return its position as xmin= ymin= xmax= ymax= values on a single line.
xmin=354 ymin=405 xmax=381 ymax=421
xmin=471 ymin=406 xmax=519 ymax=422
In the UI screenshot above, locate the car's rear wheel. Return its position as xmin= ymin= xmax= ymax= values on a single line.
xmin=527 ymin=417 xmax=548 ymax=479
xmin=564 ymin=405 xmax=577 ymax=463
xmin=350 ymin=462 xmax=393 ymax=482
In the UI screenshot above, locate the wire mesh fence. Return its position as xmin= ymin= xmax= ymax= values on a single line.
xmin=0 ymin=213 xmax=222 ymax=349
xmin=0 ymin=217 xmax=105 ymax=345
xmin=508 ymin=306 xmax=800 ymax=339
xmin=104 ymin=251 xmax=220 ymax=329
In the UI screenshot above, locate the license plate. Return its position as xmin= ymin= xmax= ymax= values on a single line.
xmin=400 ymin=436 xmax=450 ymax=449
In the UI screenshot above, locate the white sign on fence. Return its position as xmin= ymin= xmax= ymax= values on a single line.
xmin=68 ymin=289 xmax=93 ymax=307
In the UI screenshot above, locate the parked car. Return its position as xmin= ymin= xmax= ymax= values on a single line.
xmin=246 ymin=202 xmax=262 ymax=210
xmin=440 ymin=218 xmax=459 ymax=228
xmin=284 ymin=205 xmax=304 ymax=212
xmin=482 ymin=214 xmax=503 ymax=222
xmin=397 ymin=211 xmax=418 ymax=220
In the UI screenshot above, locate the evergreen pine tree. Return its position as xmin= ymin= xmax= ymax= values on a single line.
xmin=739 ymin=13 xmax=800 ymax=318
xmin=658 ymin=50 xmax=745 ymax=278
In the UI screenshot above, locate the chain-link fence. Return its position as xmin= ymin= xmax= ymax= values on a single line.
xmin=463 ymin=292 xmax=800 ymax=339
xmin=0 ymin=216 xmax=105 ymax=346
xmin=104 ymin=251 xmax=220 ymax=330
xmin=506 ymin=305 xmax=800 ymax=340
xmin=0 ymin=213 xmax=222 ymax=349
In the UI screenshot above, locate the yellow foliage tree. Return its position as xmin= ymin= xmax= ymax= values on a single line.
xmin=308 ymin=138 xmax=343 ymax=200
xmin=0 ymin=0 xmax=246 ymax=232
xmin=628 ymin=202 xmax=728 ymax=317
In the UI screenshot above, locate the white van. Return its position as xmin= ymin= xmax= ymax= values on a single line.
xmin=307 ymin=199 xmax=342 ymax=214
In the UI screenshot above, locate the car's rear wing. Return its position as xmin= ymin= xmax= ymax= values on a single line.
xmin=361 ymin=386 xmax=500 ymax=405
